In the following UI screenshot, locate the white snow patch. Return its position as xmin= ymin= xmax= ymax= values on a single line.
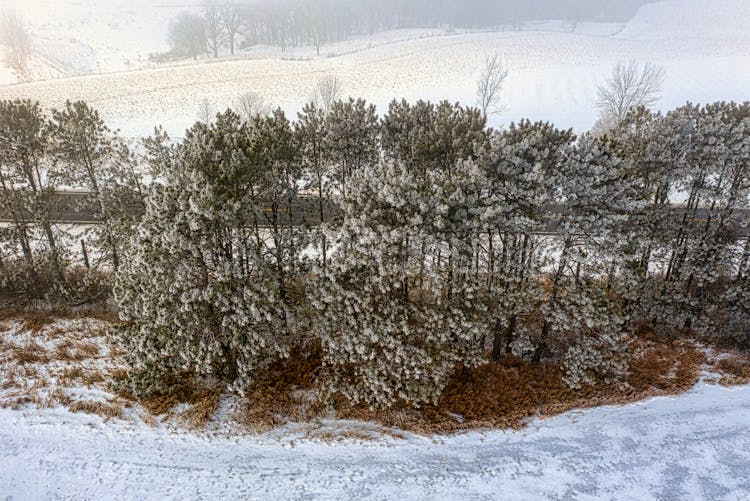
xmin=0 ymin=383 xmax=748 ymax=499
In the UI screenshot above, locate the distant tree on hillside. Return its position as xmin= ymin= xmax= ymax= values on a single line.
xmin=0 ymin=12 xmax=33 ymax=79
xmin=168 ymin=12 xmax=206 ymax=60
xmin=197 ymin=99 xmax=215 ymax=123
xmin=476 ymin=53 xmax=509 ymax=118
xmin=595 ymin=60 xmax=665 ymax=132
xmin=221 ymin=2 xmax=241 ymax=56
xmin=203 ymin=0 xmax=227 ymax=58
xmin=311 ymin=75 xmax=342 ymax=114
xmin=236 ymin=92 xmax=271 ymax=120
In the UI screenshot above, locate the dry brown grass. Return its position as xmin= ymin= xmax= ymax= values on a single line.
xmin=711 ymin=354 xmax=750 ymax=386
xmin=54 ymin=338 xmax=100 ymax=361
xmin=11 ymin=341 xmax=51 ymax=365
xmin=139 ymin=381 xmax=196 ymax=416
xmin=48 ymin=386 xmax=73 ymax=407
xmin=20 ymin=312 xmax=57 ymax=333
xmin=238 ymin=349 xmax=326 ymax=433
xmin=231 ymin=336 xmax=710 ymax=435
xmin=58 ymin=366 xmax=85 ymax=385
xmin=0 ymin=308 xmax=119 ymax=331
xmin=301 ymin=423 xmax=401 ymax=443
xmin=1 ymin=370 xmax=19 ymax=390
xmin=626 ymin=339 xmax=705 ymax=394
xmin=1 ymin=393 xmax=42 ymax=410
xmin=67 ymin=400 xmax=123 ymax=420
xmin=178 ymin=388 xmax=223 ymax=428
xmin=80 ymin=371 xmax=107 ymax=386
xmin=140 ymin=412 xmax=158 ymax=427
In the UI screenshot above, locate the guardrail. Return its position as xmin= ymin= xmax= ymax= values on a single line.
xmin=1 ymin=192 xmax=749 ymax=238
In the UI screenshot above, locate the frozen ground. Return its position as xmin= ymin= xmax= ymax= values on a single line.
xmin=0 ymin=382 xmax=748 ymax=500
xmin=1 ymin=0 xmax=748 ymax=136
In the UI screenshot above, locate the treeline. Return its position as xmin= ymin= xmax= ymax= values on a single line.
xmin=1 ymin=97 xmax=748 ymax=409
xmin=116 ymin=99 xmax=749 ymax=407
xmin=166 ymin=0 xmax=654 ymax=59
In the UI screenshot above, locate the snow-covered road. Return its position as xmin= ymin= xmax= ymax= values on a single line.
xmin=1 ymin=382 xmax=748 ymax=500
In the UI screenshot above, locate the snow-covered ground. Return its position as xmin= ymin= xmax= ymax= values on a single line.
xmin=1 ymin=0 xmax=748 ymax=136
xmin=1 ymin=382 xmax=748 ymax=500
xmin=0 ymin=0 xmax=625 ymax=83
xmin=0 ymin=0 xmax=197 ymax=80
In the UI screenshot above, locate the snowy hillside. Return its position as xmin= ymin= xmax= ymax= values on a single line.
xmin=0 ymin=0 xmax=197 ymax=82
xmin=0 ymin=0 xmax=748 ymax=135
xmin=2 ymin=383 xmax=749 ymax=499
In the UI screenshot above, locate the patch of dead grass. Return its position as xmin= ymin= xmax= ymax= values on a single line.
xmin=67 ymin=399 xmax=123 ymax=420
xmin=225 ymin=337 xmax=710 ymax=435
xmin=302 ymin=424 xmax=391 ymax=443
xmin=178 ymin=388 xmax=223 ymax=429
xmin=711 ymin=354 xmax=750 ymax=386
xmin=626 ymin=339 xmax=705 ymax=394
xmin=48 ymin=386 xmax=73 ymax=407
xmin=54 ymin=338 xmax=100 ymax=362
xmin=11 ymin=341 xmax=51 ymax=365
xmin=238 ymin=349 xmax=326 ymax=433
xmin=20 ymin=312 xmax=57 ymax=333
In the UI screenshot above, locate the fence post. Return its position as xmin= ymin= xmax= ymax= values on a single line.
xmin=81 ymin=239 xmax=90 ymax=270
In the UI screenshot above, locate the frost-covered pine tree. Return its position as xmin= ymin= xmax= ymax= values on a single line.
xmin=295 ymin=103 xmax=332 ymax=267
xmin=50 ymin=100 xmax=143 ymax=272
xmin=0 ymin=99 xmax=66 ymax=285
xmin=537 ymin=134 xmax=638 ymax=388
xmin=476 ymin=120 xmax=575 ymax=360
xmin=114 ymin=110 xmax=308 ymax=396
xmin=640 ymin=102 xmax=750 ymax=341
xmin=381 ymin=99 xmax=487 ymax=175
xmin=311 ymin=157 xmax=487 ymax=408
xmin=323 ymin=98 xmax=380 ymax=199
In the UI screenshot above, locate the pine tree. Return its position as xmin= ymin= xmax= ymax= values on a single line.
xmin=324 ymin=98 xmax=379 ymax=199
xmin=50 ymin=100 xmax=143 ymax=272
xmin=114 ymin=110 xmax=307 ymax=396
xmin=295 ymin=103 xmax=331 ymax=267
xmin=311 ymin=159 xmax=486 ymax=408
xmin=477 ymin=120 xmax=575 ymax=360
xmin=0 ymin=99 xmax=65 ymax=283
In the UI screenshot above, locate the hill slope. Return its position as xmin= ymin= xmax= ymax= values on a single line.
xmin=0 ymin=0 xmax=748 ymax=135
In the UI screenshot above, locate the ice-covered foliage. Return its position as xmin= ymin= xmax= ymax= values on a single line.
xmin=114 ymin=110 xmax=308 ymax=396
xmin=324 ymin=98 xmax=380 ymax=198
xmin=109 ymin=98 xmax=750 ymax=406
xmin=311 ymin=160 xmax=487 ymax=408
xmin=476 ymin=120 xmax=575 ymax=359
xmin=475 ymin=121 xmax=634 ymax=384
xmin=50 ymin=100 xmax=143 ymax=271
xmin=608 ymin=102 xmax=750 ymax=343
xmin=0 ymin=99 xmax=68 ymax=288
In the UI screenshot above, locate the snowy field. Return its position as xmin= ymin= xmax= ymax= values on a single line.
xmin=1 ymin=0 xmax=749 ymax=136
xmin=1 ymin=383 xmax=748 ymax=500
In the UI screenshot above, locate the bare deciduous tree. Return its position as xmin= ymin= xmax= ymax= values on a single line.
xmin=311 ymin=75 xmax=342 ymax=114
xmin=236 ymin=92 xmax=271 ymax=120
xmin=0 ymin=12 xmax=33 ymax=79
xmin=476 ymin=53 xmax=509 ymax=117
xmin=221 ymin=1 xmax=241 ymax=56
xmin=596 ymin=60 xmax=665 ymax=128
xmin=203 ymin=0 xmax=227 ymax=58
xmin=198 ymin=99 xmax=215 ymax=123
xmin=167 ymin=12 xmax=206 ymax=60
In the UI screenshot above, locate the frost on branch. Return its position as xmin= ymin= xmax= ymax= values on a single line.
xmin=114 ymin=110 xmax=307 ymax=396
xmin=312 ymin=160 xmax=486 ymax=408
